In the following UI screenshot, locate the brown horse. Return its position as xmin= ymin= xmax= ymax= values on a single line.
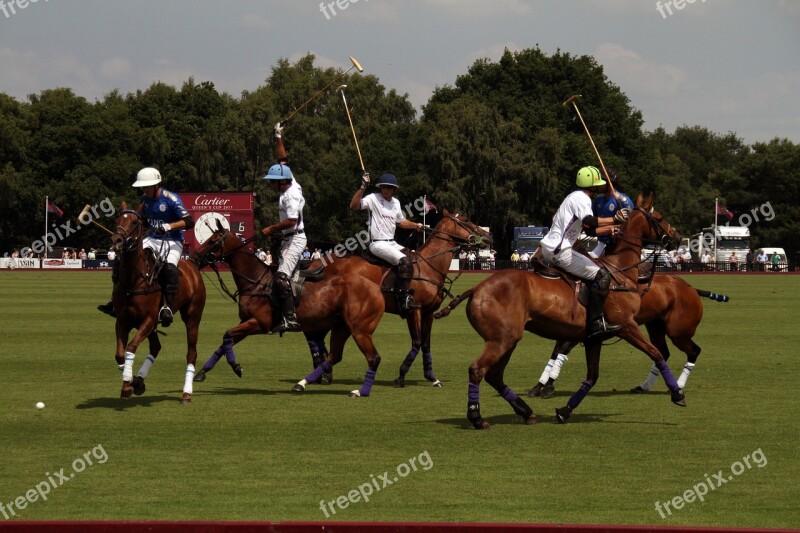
xmin=308 ymin=210 xmax=492 ymax=388
xmin=529 ymin=275 xmax=730 ymax=398
xmin=435 ymin=193 xmax=683 ymax=428
xmin=110 ymin=204 xmax=206 ymax=404
xmin=190 ymin=225 xmax=388 ymax=397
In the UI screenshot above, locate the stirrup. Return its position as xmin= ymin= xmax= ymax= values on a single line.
xmin=586 ymin=316 xmax=622 ymax=340
xmin=159 ymin=305 xmax=174 ymax=327
xmin=272 ymin=316 xmax=301 ymax=333
xmin=405 ymin=295 xmax=421 ymax=309
xmin=98 ymin=301 xmax=116 ymax=318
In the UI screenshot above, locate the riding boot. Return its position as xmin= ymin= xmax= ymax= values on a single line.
xmin=158 ymin=264 xmax=179 ymax=327
xmin=273 ymin=272 xmax=301 ymax=333
xmin=97 ymin=260 xmax=120 ymax=317
xmin=586 ymin=267 xmax=623 ymax=341
xmin=396 ymin=257 xmax=419 ymax=313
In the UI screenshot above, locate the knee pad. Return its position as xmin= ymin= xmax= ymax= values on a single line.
xmin=592 ymin=267 xmax=612 ymax=292
xmin=275 ymin=271 xmax=292 ymax=292
xmin=397 ymin=257 xmax=412 ymax=278
xmin=164 ymin=264 xmax=179 ymax=293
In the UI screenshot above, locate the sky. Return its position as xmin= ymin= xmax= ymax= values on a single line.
xmin=1 ymin=0 xmax=798 ymax=144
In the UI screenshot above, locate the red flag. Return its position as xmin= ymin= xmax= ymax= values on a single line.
xmin=47 ymin=200 xmax=64 ymax=218
xmin=716 ymin=204 xmax=733 ymax=220
xmin=423 ymin=197 xmax=438 ymax=215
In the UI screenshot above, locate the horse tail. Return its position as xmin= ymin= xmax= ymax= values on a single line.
xmin=695 ymin=288 xmax=730 ymax=303
xmin=434 ymin=289 xmax=475 ymax=319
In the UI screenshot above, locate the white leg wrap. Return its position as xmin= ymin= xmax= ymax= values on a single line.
xmin=549 ymin=353 xmax=569 ymax=380
xmin=677 ymin=362 xmax=695 ymax=389
xmin=122 ymin=352 xmax=135 ymax=382
xmin=538 ymin=361 xmax=554 ymax=385
xmin=137 ymin=355 xmax=156 ymax=378
xmin=183 ymin=364 xmax=195 ymax=395
xmin=641 ymin=364 xmax=660 ymax=391
xmin=297 ymin=378 xmax=308 ymax=389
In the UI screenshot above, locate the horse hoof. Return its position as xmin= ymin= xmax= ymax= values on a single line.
xmin=120 ymin=382 xmax=133 ymax=399
xmin=555 ymin=406 xmax=572 ymax=424
xmin=181 ymin=393 xmax=192 ymax=405
xmin=132 ymin=376 xmax=146 ymax=396
xmin=542 ymin=384 xmax=555 ymax=398
xmin=528 ymin=383 xmax=544 ymax=397
xmin=472 ymin=420 xmax=490 ymax=430
xmin=630 ymin=385 xmax=648 ymax=394
xmin=431 ymin=380 xmax=443 ymax=388
xmin=193 ymin=370 xmax=207 ymax=383
xmin=525 ymin=414 xmax=537 ymax=425
xmin=321 ymin=372 xmax=333 ymax=385
xmin=671 ymin=388 xmax=686 ymax=407
xmin=394 ymin=377 xmax=405 ymax=388
xmin=232 ymin=364 xmax=243 ymax=378
xmin=424 ymin=370 xmax=437 ymax=382
xmin=348 ymin=390 xmax=362 ymax=398
xmin=292 ymin=383 xmax=305 ymax=393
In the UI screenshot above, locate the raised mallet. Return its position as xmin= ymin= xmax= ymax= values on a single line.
xmin=77 ymin=204 xmax=114 ymax=234
xmin=280 ymin=56 xmax=364 ymax=126
xmin=563 ymin=94 xmax=617 ymax=198
xmin=338 ymin=85 xmax=365 ymax=172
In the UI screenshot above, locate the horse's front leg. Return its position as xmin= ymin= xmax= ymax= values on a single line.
xmin=556 ymin=341 xmax=601 ymax=423
xmin=194 ymin=319 xmax=262 ymax=384
xmin=394 ymin=308 xmax=423 ymax=388
xmin=305 ymin=331 xmax=332 ymax=385
xmin=120 ymin=316 xmax=157 ymax=399
xmin=420 ymin=311 xmax=441 ymax=386
xmin=293 ymin=327 xmax=346 ymax=393
xmin=485 ymin=352 xmax=536 ymax=425
xmin=620 ymin=325 xmax=686 ymax=407
xmin=131 ymin=331 xmax=162 ymax=396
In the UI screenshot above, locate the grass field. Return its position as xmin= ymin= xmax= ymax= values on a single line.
xmin=0 ymin=271 xmax=798 ymax=527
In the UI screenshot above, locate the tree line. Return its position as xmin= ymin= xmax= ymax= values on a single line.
xmin=1 ymin=48 xmax=798 ymax=261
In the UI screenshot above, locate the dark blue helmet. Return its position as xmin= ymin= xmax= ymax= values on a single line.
xmin=376 ymin=173 xmax=398 ymax=188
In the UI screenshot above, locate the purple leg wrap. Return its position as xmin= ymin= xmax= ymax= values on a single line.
xmin=656 ymin=360 xmax=680 ymax=391
xmin=202 ymin=346 xmax=225 ymax=372
xmin=500 ymin=385 xmax=519 ymax=403
xmin=306 ymin=338 xmax=320 ymax=354
xmin=468 ymin=382 xmax=481 ymax=404
xmin=304 ymin=361 xmax=332 ymax=383
xmin=567 ymin=380 xmax=594 ymax=410
xmin=358 ymin=369 xmax=377 ymax=397
xmin=407 ymin=346 xmax=420 ymax=359
xmin=222 ymin=335 xmax=236 ymax=365
xmin=422 ymin=352 xmax=433 ymax=368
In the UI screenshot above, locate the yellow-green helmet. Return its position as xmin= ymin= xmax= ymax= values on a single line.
xmin=576 ymin=166 xmax=606 ymax=188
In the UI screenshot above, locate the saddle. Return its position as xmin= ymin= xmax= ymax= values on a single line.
xmin=288 ymin=261 xmax=325 ymax=304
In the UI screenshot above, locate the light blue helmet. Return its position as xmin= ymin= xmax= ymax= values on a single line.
xmin=263 ymin=163 xmax=293 ymax=181
xmin=376 ymin=173 xmax=399 ymax=188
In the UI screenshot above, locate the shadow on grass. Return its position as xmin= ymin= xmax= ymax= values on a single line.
xmin=76 ymin=395 xmax=179 ymax=410
xmin=527 ymin=388 xmax=672 ymax=399
xmin=435 ymin=411 xmax=623 ymax=429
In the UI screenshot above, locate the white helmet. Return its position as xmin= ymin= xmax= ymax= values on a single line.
xmin=132 ymin=167 xmax=162 ymax=187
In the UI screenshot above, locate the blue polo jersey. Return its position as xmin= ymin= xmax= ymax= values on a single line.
xmin=141 ymin=189 xmax=190 ymax=242
xmin=593 ymin=191 xmax=634 ymax=244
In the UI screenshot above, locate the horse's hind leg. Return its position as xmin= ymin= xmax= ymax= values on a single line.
xmin=348 ymin=327 xmax=381 ymax=398
xmin=485 ymin=352 xmax=536 ymax=425
xmin=293 ymin=328 xmax=345 ymax=393
xmin=132 ymin=332 xmax=162 ymax=396
xmin=468 ymin=340 xmax=517 ymax=430
xmin=631 ymin=320 xmax=670 ymax=393
xmin=669 ymin=335 xmax=701 ymax=389
xmin=306 ymin=331 xmax=332 ymax=385
xmin=419 ymin=312 xmax=441 ymax=386
xmin=620 ymin=326 xmax=685 ymax=407
xmin=556 ymin=341 xmax=601 ymax=424
xmin=394 ymin=310 xmax=423 ymax=388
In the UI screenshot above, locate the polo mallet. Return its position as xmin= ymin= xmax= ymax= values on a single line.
xmin=280 ymin=56 xmax=364 ymax=126
xmin=563 ymin=94 xmax=617 ymax=198
xmin=338 ymin=85 xmax=365 ymax=172
xmin=77 ymin=204 xmax=114 ymax=234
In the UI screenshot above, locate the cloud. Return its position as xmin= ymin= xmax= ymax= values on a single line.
xmin=100 ymin=58 xmax=132 ymax=81
xmin=241 ymin=13 xmax=272 ymax=30
xmin=0 ymin=47 xmax=101 ymax=100
xmin=777 ymin=0 xmax=800 ymax=17
xmin=423 ymin=0 xmax=531 ymax=16
xmin=593 ymin=43 xmax=687 ymax=97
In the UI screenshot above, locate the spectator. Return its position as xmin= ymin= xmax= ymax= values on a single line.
xmin=466 ymin=250 xmax=477 ymax=270
xmin=729 ymin=251 xmax=739 ymax=271
xmin=302 ymin=247 xmax=312 ymax=261
xmin=510 ymin=250 xmax=520 ymax=262
xmin=681 ymin=249 xmax=692 ymax=271
xmin=519 ymin=251 xmax=530 ymax=263
xmin=88 ymin=248 xmax=96 ymax=260
xmin=701 ymin=250 xmax=712 ymax=271
xmin=265 ymin=250 xmax=273 ymax=265
xmin=106 ymin=249 xmax=116 ymax=262
xmin=311 ymin=248 xmax=321 ymax=261
xmin=79 ymin=248 xmax=88 ymax=260
xmin=256 ymin=248 xmax=268 ymax=263
xmin=771 ymin=253 xmax=781 ymax=272
xmin=756 ymin=249 xmax=768 ymax=272
xmin=745 ymin=249 xmax=754 ymax=272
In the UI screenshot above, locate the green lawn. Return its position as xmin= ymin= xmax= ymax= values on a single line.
xmin=0 ymin=271 xmax=797 ymax=527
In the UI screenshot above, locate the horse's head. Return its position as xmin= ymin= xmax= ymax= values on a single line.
xmin=191 ymin=220 xmax=233 ymax=267
xmin=435 ymin=210 xmax=494 ymax=249
xmin=622 ymin=193 xmax=680 ymax=251
xmin=111 ymin=201 xmax=145 ymax=253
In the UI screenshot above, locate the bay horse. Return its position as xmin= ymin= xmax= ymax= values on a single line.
xmin=191 ymin=224 xmax=388 ymax=397
xmin=529 ymin=275 xmax=730 ymax=398
xmin=308 ymin=210 xmax=492 ymax=388
xmin=434 ymin=193 xmax=682 ymax=428
xmin=110 ymin=203 xmax=206 ymax=404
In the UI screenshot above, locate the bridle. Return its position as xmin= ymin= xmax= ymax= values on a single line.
xmin=113 ymin=210 xmax=145 ymax=254
xmin=604 ymin=206 xmax=677 ymax=285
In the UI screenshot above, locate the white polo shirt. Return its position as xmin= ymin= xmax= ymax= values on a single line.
xmin=279 ymin=180 xmax=305 ymax=235
xmin=360 ymin=192 xmax=405 ymax=241
xmin=541 ymin=190 xmax=593 ymax=254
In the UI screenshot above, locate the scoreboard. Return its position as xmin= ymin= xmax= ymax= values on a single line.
xmin=180 ymin=192 xmax=255 ymax=254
